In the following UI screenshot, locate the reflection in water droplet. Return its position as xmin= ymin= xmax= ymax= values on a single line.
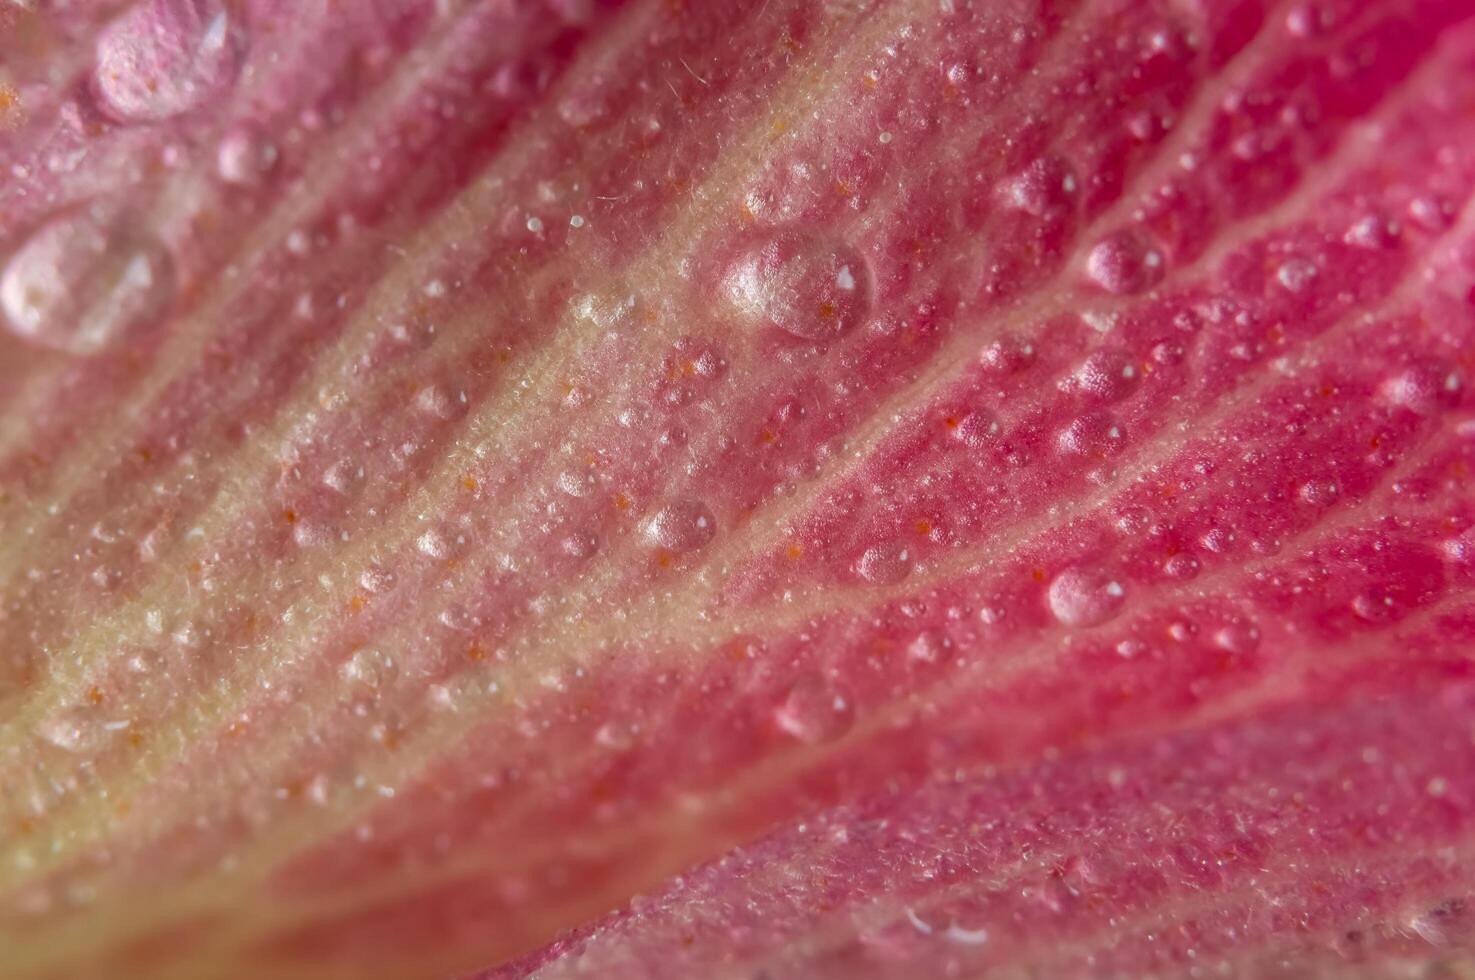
xmin=997 ymin=157 xmax=1077 ymax=217
xmin=2 ymin=207 xmax=175 ymax=355
xmin=93 ymin=0 xmax=243 ymax=123
xmin=217 ymin=124 xmax=278 ymax=185
xmin=774 ymin=674 xmax=854 ymax=743
xmin=1085 ymin=229 xmax=1164 ymax=295
xmin=1213 ymin=620 xmax=1261 ymax=654
xmin=642 ymin=499 xmax=716 ymax=553
xmin=341 ymin=648 xmax=398 ymax=704
xmin=1047 ymin=567 xmax=1126 ymax=627
xmin=1381 ymin=363 xmax=1462 ymax=416
xmin=723 ymin=233 xmax=871 ymax=341
xmin=1274 ymin=256 xmax=1318 ymax=293
xmin=856 ymin=541 xmax=912 ymax=584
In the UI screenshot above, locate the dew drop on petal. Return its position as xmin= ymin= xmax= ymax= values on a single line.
xmin=1274 ymin=256 xmax=1318 ymax=293
xmin=1380 ymin=363 xmax=1462 ymax=416
xmin=1085 ymin=229 xmax=1165 ymax=295
xmin=93 ymin=0 xmax=243 ymax=124
xmin=1162 ymin=552 xmax=1200 ymax=580
xmin=2 ymin=207 xmax=175 ymax=355
xmin=1213 ymin=620 xmax=1261 ymax=655
xmin=723 ymin=233 xmax=871 ymax=341
xmin=217 ymin=124 xmax=278 ymax=185
xmin=774 ymin=674 xmax=854 ymax=744
xmin=856 ymin=541 xmax=913 ymax=584
xmin=642 ymin=499 xmax=716 ymax=553
xmin=1047 ymin=567 xmax=1126 ymax=628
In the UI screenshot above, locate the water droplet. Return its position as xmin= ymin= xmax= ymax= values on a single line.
xmin=855 ymin=541 xmax=912 ymax=584
xmin=1285 ymin=2 xmax=1334 ymax=39
xmin=2 ymin=207 xmax=175 ymax=355
xmin=1047 ymin=567 xmax=1126 ymax=628
xmin=948 ymin=410 xmax=999 ymax=449
xmin=560 ymin=529 xmax=599 ymax=559
xmin=359 ymin=564 xmax=397 ymax=594
xmin=1085 ymin=229 xmax=1165 ymax=295
xmin=774 ymin=674 xmax=854 ymax=743
xmin=1381 ymin=363 xmax=1462 ymax=416
xmin=1274 ymin=256 xmax=1318 ymax=293
xmin=556 ymin=469 xmax=596 ymax=498
xmin=414 ymin=382 xmax=468 ymax=421
xmin=217 ymin=124 xmax=277 ymax=185
xmin=642 ymin=499 xmax=716 ymax=553
xmin=723 ymin=233 xmax=871 ymax=341
xmin=1344 ymin=214 xmax=1400 ymax=250
xmin=1408 ymin=196 xmax=1455 ymax=232
xmin=341 ymin=648 xmax=398 ymax=702
xmin=1162 ymin=552 xmax=1200 ymax=579
xmin=38 ymin=708 xmax=113 ymax=754
xmin=416 ymin=525 xmax=466 ymax=560
xmin=93 ymin=0 xmax=242 ymax=123
xmin=997 ymin=157 xmax=1077 ymax=217
xmin=1213 ymin=620 xmax=1261 ymax=654
xmin=978 ymin=334 xmax=1035 ymax=374
xmin=1055 ymin=413 xmax=1124 ymax=457
xmin=1065 ymin=350 xmax=1139 ymax=402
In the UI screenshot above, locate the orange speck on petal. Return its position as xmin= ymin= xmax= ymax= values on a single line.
xmin=462 ymin=476 xmax=479 ymax=491
xmin=86 ymin=685 xmax=104 ymax=706
xmin=915 ymin=519 xmax=933 ymax=535
xmin=1031 ymin=566 xmax=1047 ymax=583
xmin=785 ymin=542 xmax=804 ymax=560
xmin=348 ymin=595 xmax=366 ymax=614
xmin=614 ymin=492 xmax=631 ymax=511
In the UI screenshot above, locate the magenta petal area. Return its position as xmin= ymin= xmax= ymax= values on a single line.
xmin=1 ymin=1 xmax=1475 ymax=978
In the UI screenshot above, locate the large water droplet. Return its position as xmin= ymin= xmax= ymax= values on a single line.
xmin=1047 ymin=567 xmax=1126 ymax=628
xmin=723 ymin=233 xmax=871 ymax=341
xmin=997 ymin=157 xmax=1078 ymax=217
xmin=642 ymin=499 xmax=716 ymax=553
xmin=93 ymin=0 xmax=243 ymax=123
xmin=855 ymin=541 xmax=913 ymax=584
xmin=2 ymin=207 xmax=175 ymax=355
xmin=774 ymin=674 xmax=854 ymax=743
xmin=1085 ymin=229 xmax=1165 ymax=295
xmin=1380 ymin=362 xmax=1462 ymax=416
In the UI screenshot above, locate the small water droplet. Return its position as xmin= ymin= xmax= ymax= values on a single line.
xmin=556 ymin=469 xmax=596 ymax=498
xmin=948 ymin=410 xmax=999 ymax=449
xmin=774 ymin=674 xmax=854 ymax=743
xmin=723 ymin=233 xmax=871 ymax=341
xmin=1085 ymin=229 xmax=1165 ymax=295
xmin=979 ymin=334 xmax=1035 ymax=374
xmin=1162 ymin=552 xmax=1200 ymax=579
xmin=1274 ymin=256 xmax=1318 ymax=293
xmin=855 ymin=541 xmax=913 ymax=584
xmin=1213 ymin=620 xmax=1261 ymax=654
xmin=93 ymin=0 xmax=243 ymax=123
xmin=1047 ymin=567 xmax=1126 ymax=628
xmin=2 ymin=207 xmax=175 ymax=355
xmin=341 ymin=648 xmax=398 ymax=702
xmin=642 ymin=499 xmax=716 ymax=553
xmin=217 ymin=124 xmax=277 ymax=185
xmin=416 ymin=525 xmax=467 ymax=560
xmin=1065 ymin=350 xmax=1139 ymax=402
xmin=1344 ymin=214 xmax=1400 ymax=250
xmin=1055 ymin=413 xmax=1124 ymax=457
xmin=997 ymin=157 xmax=1077 ymax=217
